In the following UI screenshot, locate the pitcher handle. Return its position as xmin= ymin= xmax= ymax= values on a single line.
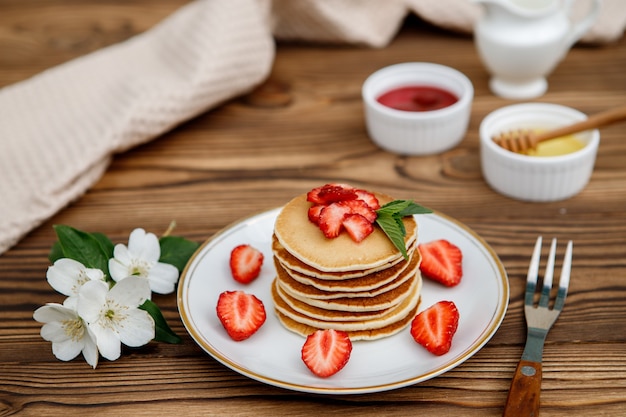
xmin=564 ymin=0 xmax=602 ymax=48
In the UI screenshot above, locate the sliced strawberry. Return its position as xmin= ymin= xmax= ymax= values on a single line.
xmin=339 ymin=199 xmax=377 ymax=223
xmin=216 ymin=290 xmax=266 ymax=341
xmin=307 ymin=184 xmax=357 ymax=205
xmin=342 ymin=213 xmax=374 ymax=243
xmin=306 ymin=184 xmax=381 ymax=243
xmin=418 ymin=239 xmax=463 ymax=287
xmin=308 ymin=204 xmax=324 ymax=225
xmin=301 ymin=329 xmax=352 ymax=378
xmin=318 ymin=202 xmax=351 ymax=238
xmin=229 ymin=244 xmax=264 ymax=284
xmin=410 ymin=300 xmax=459 ymax=356
xmin=354 ymin=189 xmax=381 ymax=210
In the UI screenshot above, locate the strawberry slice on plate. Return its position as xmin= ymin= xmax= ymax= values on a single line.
xmin=418 ymin=239 xmax=463 ymax=287
xmin=229 ymin=244 xmax=264 ymax=284
xmin=216 ymin=290 xmax=266 ymax=341
xmin=410 ymin=300 xmax=460 ymax=356
xmin=301 ymin=329 xmax=352 ymax=378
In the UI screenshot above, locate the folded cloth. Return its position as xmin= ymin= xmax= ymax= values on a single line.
xmin=0 ymin=0 xmax=624 ymax=255
xmin=0 ymin=0 xmax=275 ymax=254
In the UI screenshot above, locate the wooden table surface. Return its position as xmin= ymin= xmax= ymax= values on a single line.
xmin=1 ymin=2 xmax=626 ymax=416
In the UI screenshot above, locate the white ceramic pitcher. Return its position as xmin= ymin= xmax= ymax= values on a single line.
xmin=473 ymin=0 xmax=601 ymax=99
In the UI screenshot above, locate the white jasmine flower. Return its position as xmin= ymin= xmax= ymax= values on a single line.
xmin=108 ymin=228 xmax=179 ymax=294
xmin=77 ymin=276 xmax=154 ymax=361
xmin=47 ymin=258 xmax=107 ymax=308
xmin=33 ymin=302 xmax=99 ymax=368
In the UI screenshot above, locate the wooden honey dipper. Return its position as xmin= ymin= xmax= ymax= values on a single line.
xmin=492 ymin=105 xmax=626 ymax=154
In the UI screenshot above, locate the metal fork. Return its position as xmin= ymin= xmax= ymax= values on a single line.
xmin=503 ymin=237 xmax=573 ymax=417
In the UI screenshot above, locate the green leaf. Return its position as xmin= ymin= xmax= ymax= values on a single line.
xmin=375 ymin=213 xmax=409 ymax=260
xmin=375 ymin=200 xmax=433 ymax=260
xmin=139 ymin=299 xmax=182 ymax=344
xmin=49 ymin=241 xmax=64 ymax=263
xmin=92 ymin=232 xmax=115 ymax=259
xmin=397 ymin=201 xmax=433 ymax=217
xmin=159 ymin=236 xmax=200 ymax=273
xmin=377 ymin=200 xmax=432 ymax=217
xmin=52 ymin=225 xmax=110 ymax=275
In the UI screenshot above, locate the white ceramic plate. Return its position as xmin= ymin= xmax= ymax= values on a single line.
xmin=177 ymin=208 xmax=508 ymax=394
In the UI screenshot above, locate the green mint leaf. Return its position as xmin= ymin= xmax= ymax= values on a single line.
xmin=376 ymin=200 xmax=413 ymax=215
xmin=52 ymin=225 xmax=110 ymax=275
xmin=374 ymin=200 xmax=432 ymax=260
xmin=139 ymin=299 xmax=182 ymax=344
xmin=159 ymin=236 xmax=200 ymax=273
xmin=396 ymin=201 xmax=433 ymax=217
xmin=377 ymin=200 xmax=432 ymax=216
xmin=375 ymin=213 xmax=409 ymax=260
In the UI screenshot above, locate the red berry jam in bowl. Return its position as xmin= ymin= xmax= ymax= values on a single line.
xmin=377 ymin=85 xmax=458 ymax=112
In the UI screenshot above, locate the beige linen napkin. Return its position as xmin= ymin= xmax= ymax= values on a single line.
xmin=1 ymin=0 xmax=624 ymax=255
xmin=0 ymin=0 xmax=275 ymax=254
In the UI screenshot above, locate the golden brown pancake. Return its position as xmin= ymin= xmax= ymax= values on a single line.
xmin=274 ymin=307 xmax=419 ymax=341
xmin=272 ymin=277 xmax=422 ymax=341
xmin=274 ymin=193 xmax=417 ymax=272
xmin=278 ymin=268 xmax=419 ymax=312
xmin=274 ymin=273 xmax=421 ymax=321
xmin=274 ymin=253 xmax=420 ymax=300
xmin=272 ymin=235 xmax=417 ymax=281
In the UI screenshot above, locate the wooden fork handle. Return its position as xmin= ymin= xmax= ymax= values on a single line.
xmin=502 ymin=359 xmax=543 ymax=417
xmin=536 ymin=104 xmax=626 ymax=142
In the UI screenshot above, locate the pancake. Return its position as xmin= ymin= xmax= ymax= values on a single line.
xmin=274 ymin=272 xmax=421 ymax=321
xmin=272 ymin=276 xmax=422 ymax=341
xmin=275 ymin=253 xmax=420 ymax=300
xmin=274 ymin=281 xmax=396 ymax=322
xmin=279 ymin=265 xmax=418 ymax=312
xmin=272 ymin=234 xmax=417 ymax=281
xmin=274 ymin=193 xmax=417 ymax=272
xmin=274 ymin=306 xmax=419 ymax=341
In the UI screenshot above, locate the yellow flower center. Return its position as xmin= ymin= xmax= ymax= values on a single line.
xmin=62 ymin=318 xmax=85 ymax=342
xmin=130 ymin=259 xmax=152 ymax=278
xmin=71 ymin=269 xmax=91 ymax=294
xmin=99 ymin=300 xmax=129 ymax=330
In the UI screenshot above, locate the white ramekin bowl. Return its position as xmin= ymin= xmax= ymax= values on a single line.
xmin=362 ymin=62 xmax=474 ymax=155
xmin=480 ymin=103 xmax=600 ymax=202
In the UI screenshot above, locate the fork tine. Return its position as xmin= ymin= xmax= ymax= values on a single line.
xmin=538 ymin=238 xmax=557 ymax=307
xmin=525 ymin=236 xmax=543 ymax=306
xmin=553 ymin=240 xmax=573 ymax=311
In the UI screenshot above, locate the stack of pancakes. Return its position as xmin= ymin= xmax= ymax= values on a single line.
xmin=271 ymin=192 xmax=422 ymax=341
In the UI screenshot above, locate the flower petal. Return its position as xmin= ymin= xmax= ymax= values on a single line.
xmin=128 ymin=228 xmax=161 ymax=262
xmin=62 ymin=296 xmax=79 ymax=311
xmin=34 ymin=303 xmax=76 ymax=324
xmin=118 ymin=309 xmax=155 ymax=347
xmin=51 ymin=337 xmax=83 ymax=362
xmin=109 ymin=276 xmax=151 ymax=307
xmin=90 ymin=325 xmax=121 ymax=361
xmin=82 ymin=327 xmax=100 ymax=368
xmin=46 ymin=258 xmax=84 ymax=296
xmin=40 ymin=321 xmax=71 ymax=343
xmin=108 ymin=260 xmax=130 ymax=283
xmin=77 ymin=280 xmax=109 ymax=323
xmin=146 ymin=262 xmax=179 ymax=294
